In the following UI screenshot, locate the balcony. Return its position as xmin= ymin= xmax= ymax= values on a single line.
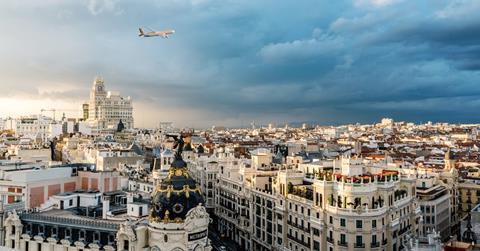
xmin=337 ymin=181 xmax=377 ymax=194
xmin=337 ymin=241 xmax=348 ymax=247
xmin=287 ymin=234 xmax=310 ymax=248
xmin=393 ymin=196 xmax=411 ymax=207
xmin=327 ymin=237 xmax=334 ymax=244
xmin=382 ymin=239 xmax=387 ymax=245
xmin=354 ymin=243 xmax=365 ymax=249
xmin=326 ymin=204 xmax=387 ymax=217
xmin=398 ymin=224 xmax=411 ymax=235
xmin=371 ymin=242 xmax=380 ymax=248
xmin=390 ymin=218 xmax=400 ymax=228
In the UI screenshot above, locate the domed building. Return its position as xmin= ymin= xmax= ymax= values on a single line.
xmin=1 ymin=134 xmax=211 ymax=251
xmin=147 ymin=134 xmax=212 ymax=251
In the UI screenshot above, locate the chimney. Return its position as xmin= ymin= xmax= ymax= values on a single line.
xmin=102 ymin=195 xmax=110 ymax=219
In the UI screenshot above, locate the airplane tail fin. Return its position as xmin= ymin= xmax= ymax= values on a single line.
xmin=138 ymin=28 xmax=144 ymax=37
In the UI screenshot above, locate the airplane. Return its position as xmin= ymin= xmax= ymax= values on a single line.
xmin=138 ymin=27 xmax=175 ymax=38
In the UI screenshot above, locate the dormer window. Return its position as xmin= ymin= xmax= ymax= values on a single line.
xmin=93 ymin=232 xmax=100 ymax=243
xmin=51 ymin=227 xmax=58 ymax=237
xmin=79 ymin=230 xmax=86 ymax=240
xmin=65 ymin=229 xmax=71 ymax=239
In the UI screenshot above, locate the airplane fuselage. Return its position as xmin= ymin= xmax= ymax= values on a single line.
xmin=139 ymin=28 xmax=175 ymax=38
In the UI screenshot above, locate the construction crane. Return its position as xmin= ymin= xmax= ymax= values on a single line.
xmin=40 ymin=108 xmax=78 ymax=121
xmin=40 ymin=109 xmax=57 ymax=120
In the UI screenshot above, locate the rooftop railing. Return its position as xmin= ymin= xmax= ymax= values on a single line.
xmin=19 ymin=213 xmax=119 ymax=231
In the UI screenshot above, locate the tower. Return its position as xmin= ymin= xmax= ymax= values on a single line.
xmin=148 ymin=135 xmax=211 ymax=251
xmin=89 ymin=77 xmax=106 ymax=120
xmin=444 ymin=148 xmax=456 ymax=170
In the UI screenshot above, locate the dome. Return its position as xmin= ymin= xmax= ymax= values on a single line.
xmin=150 ymin=148 xmax=204 ymax=223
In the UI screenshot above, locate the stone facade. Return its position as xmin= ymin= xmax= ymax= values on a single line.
xmin=87 ymin=77 xmax=133 ymax=132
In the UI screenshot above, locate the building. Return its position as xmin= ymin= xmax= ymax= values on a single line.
xmin=189 ymin=147 xmax=421 ymax=251
xmin=87 ymin=77 xmax=133 ymax=132
xmin=82 ymin=103 xmax=89 ymax=121
xmin=2 ymin=136 xmax=211 ymax=251
xmin=416 ymin=174 xmax=452 ymax=241
xmin=459 ymin=168 xmax=480 ymax=214
xmin=5 ymin=116 xmax=59 ymax=145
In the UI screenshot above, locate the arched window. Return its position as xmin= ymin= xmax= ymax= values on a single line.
xmin=51 ymin=227 xmax=57 ymax=237
xmin=93 ymin=232 xmax=100 ymax=243
xmin=108 ymin=234 xmax=115 ymax=245
xmin=65 ymin=228 xmax=71 ymax=238
xmin=79 ymin=230 xmax=86 ymax=240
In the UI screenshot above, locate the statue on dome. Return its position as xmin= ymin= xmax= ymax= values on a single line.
xmin=166 ymin=133 xmax=185 ymax=160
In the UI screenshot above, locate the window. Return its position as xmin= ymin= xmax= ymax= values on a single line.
xmin=372 ymin=220 xmax=377 ymax=228
xmin=356 ymin=220 xmax=362 ymax=228
xmin=313 ymin=228 xmax=320 ymax=236
xmin=314 ymin=241 xmax=320 ymax=251
xmin=329 ymin=216 xmax=333 ymax=224
xmin=356 ymin=236 xmax=363 ymax=245
xmin=69 ymin=199 xmax=73 ymax=206
xmin=93 ymin=232 xmax=100 ymax=243
xmin=340 ymin=234 xmax=346 ymax=244
xmin=340 ymin=218 xmax=346 ymax=227
xmin=372 ymin=234 xmax=377 ymax=244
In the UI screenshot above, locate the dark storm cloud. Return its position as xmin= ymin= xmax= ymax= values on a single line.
xmin=1 ymin=0 xmax=480 ymax=127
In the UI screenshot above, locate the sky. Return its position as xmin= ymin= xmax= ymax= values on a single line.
xmin=1 ymin=0 xmax=480 ymax=128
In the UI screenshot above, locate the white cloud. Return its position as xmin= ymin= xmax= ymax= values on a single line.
xmin=354 ymin=0 xmax=403 ymax=8
xmin=87 ymin=0 xmax=121 ymax=16
xmin=330 ymin=13 xmax=385 ymax=33
xmin=435 ymin=0 xmax=480 ymax=19
xmin=335 ymin=55 xmax=354 ymax=70
xmin=259 ymin=29 xmax=343 ymax=63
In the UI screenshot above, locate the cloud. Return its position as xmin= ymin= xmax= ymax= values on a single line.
xmin=353 ymin=0 xmax=403 ymax=8
xmin=435 ymin=0 xmax=480 ymax=19
xmin=87 ymin=0 xmax=121 ymax=16
xmin=335 ymin=55 xmax=354 ymax=70
xmin=259 ymin=29 xmax=343 ymax=63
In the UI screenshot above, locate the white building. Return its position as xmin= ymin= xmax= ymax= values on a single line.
xmin=5 ymin=116 xmax=60 ymax=144
xmin=87 ymin=77 xmax=133 ymax=132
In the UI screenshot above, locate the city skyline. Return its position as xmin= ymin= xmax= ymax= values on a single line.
xmin=1 ymin=0 xmax=480 ymax=128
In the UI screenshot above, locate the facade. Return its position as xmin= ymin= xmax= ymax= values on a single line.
xmin=0 ymin=164 xmax=121 ymax=209
xmin=2 ymin=137 xmax=211 ymax=251
xmin=5 ymin=116 xmax=59 ymax=144
xmin=188 ymin=148 xmax=422 ymax=251
xmin=416 ymin=175 xmax=452 ymax=241
xmin=87 ymin=77 xmax=133 ymax=132
xmin=459 ymin=170 xmax=480 ymax=214
xmin=82 ymin=103 xmax=89 ymax=121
